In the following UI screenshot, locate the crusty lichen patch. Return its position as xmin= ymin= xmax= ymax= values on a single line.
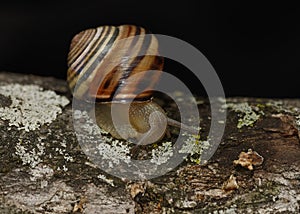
xmin=15 ymin=138 xmax=45 ymax=168
xmin=150 ymin=141 xmax=173 ymax=165
xmin=224 ymin=102 xmax=264 ymax=128
xmin=0 ymin=84 xmax=69 ymax=131
xmin=179 ymin=134 xmax=210 ymax=164
xmin=73 ymin=110 xmax=131 ymax=168
xmin=73 ymin=109 xmax=205 ymax=171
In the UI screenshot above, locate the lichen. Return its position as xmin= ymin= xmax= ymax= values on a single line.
xmin=266 ymin=100 xmax=300 ymax=115
xmin=97 ymin=140 xmax=131 ymax=168
xmin=14 ymin=131 xmax=75 ymax=171
xmin=224 ymin=102 xmax=264 ymax=128
xmin=266 ymin=100 xmax=284 ymax=109
xmin=73 ymin=110 xmax=207 ymax=168
xmin=0 ymin=84 xmax=69 ymax=131
xmin=266 ymin=100 xmax=289 ymax=114
xmin=74 ymin=110 xmax=131 ymax=168
xmin=150 ymin=141 xmax=173 ymax=165
xmin=15 ymin=138 xmax=45 ymax=168
xmin=179 ymin=134 xmax=210 ymax=164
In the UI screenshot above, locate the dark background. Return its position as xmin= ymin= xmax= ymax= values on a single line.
xmin=0 ymin=1 xmax=299 ymax=98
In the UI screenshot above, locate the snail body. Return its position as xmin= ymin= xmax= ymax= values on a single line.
xmin=95 ymin=101 xmax=167 ymax=145
xmin=67 ymin=25 xmax=195 ymax=145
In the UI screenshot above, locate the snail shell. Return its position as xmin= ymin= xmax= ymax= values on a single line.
xmin=67 ymin=25 xmax=163 ymax=102
xmin=67 ymin=25 xmax=191 ymax=145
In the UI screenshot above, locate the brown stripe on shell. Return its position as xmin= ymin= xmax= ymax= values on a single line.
xmin=68 ymin=26 xmax=109 ymax=78
xmin=111 ymin=33 xmax=163 ymax=101
xmin=88 ymin=25 xmax=147 ymax=100
xmin=67 ymin=29 xmax=96 ymax=89
xmin=70 ymin=26 xmax=119 ymax=97
xmin=67 ymin=25 xmax=164 ymax=102
xmin=67 ymin=26 xmax=113 ymax=94
xmin=77 ymin=26 xmax=120 ymax=98
xmin=68 ymin=29 xmax=95 ymax=65
xmin=72 ymin=26 xmax=111 ymax=72
xmin=67 ymin=29 xmax=96 ymax=84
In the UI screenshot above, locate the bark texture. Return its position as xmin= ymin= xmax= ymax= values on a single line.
xmin=0 ymin=72 xmax=299 ymax=213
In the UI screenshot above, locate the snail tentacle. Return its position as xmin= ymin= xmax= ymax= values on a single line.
xmin=67 ymin=25 xmax=198 ymax=144
xmin=166 ymin=118 xmax=199 ymax=134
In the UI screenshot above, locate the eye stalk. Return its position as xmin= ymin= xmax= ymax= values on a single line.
xmin=67 ymin=25 xmax=198 ymax=144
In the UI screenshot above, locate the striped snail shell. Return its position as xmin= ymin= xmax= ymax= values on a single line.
xmin=67 ymin=25 xmax=193 ymax=145
xmin=67 ymin=25 xmax=163 ymax=102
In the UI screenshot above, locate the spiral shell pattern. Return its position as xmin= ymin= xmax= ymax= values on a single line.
xmin=67 ymin=25 xmax=164 ymax=102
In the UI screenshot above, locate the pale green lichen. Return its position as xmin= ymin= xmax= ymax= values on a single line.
xmin=14 ymin=135 xmax=73 ymax=171
xmin=73 ymin=110 xmax=108 ymax=136
xmin=97 ymin=141 xmax=131 ymax=168
xmin=74 ymin=109 xmax=207 ymax=167
xmin=224 ymin=102 xmax=263 ymax=128
xmin=74 ymin=110 xmax=131 ymax=168
xmin=266 ymin=100 xmax=300 ymax=114
xmin=179 ymin=134 xmax=209 ymax=164
xmin=266 ymin=100 xmax=291 ymax=114
xmin=266 ymin=100 xmax=283 ymax=108
xmin=266 ymin=101 xmax=300 ymax=132
xmin=0 ymin=84 xmax=69 ymax=131
xmin=15 ymin=138 xmax=45 ymax=168
xmin=150 ymin=141 xmax=173 ymax=165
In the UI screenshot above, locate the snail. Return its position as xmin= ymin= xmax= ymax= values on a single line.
xmin=67 ymin=25 xmax=197 ymax=145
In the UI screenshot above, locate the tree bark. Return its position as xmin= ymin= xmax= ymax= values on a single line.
xmin=0 ymin=72 xmax=299 ymax=213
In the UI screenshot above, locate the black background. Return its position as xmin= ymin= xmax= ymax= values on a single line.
xmin=0 ymin=1 xmax=299 ymax=98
